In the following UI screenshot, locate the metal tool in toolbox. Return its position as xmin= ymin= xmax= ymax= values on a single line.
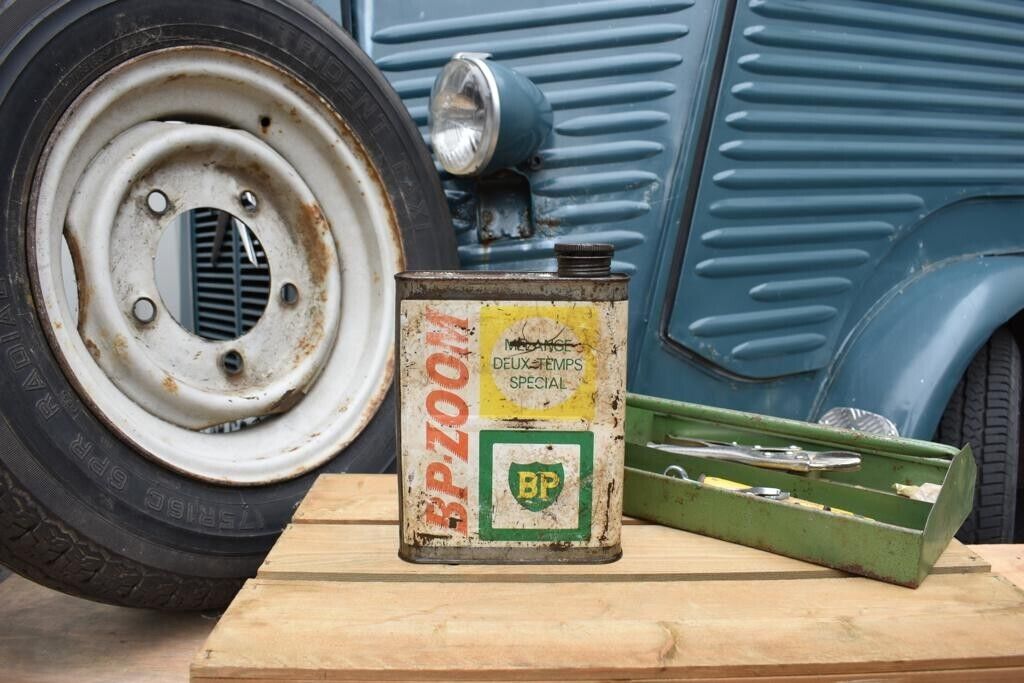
xmin=395 ymin=244 xmax=628 ymax=564
xmin=623 ymin=394 xmax=977 ymax=587
xmin=663 ymin=465 xmax=862 ymax=516
xmin=651 ymin=437 xmax=862 ymax=473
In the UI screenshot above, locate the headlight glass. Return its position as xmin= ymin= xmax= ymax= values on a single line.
xmin=429 ymin=56 xmax=498 ymax=175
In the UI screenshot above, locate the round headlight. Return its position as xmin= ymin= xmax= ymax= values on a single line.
xmin=429 ymin=53 xmax=499 ymax=176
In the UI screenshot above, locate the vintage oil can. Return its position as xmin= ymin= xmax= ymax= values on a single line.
xmin=396 ymin=244 xmax=628 ymax=563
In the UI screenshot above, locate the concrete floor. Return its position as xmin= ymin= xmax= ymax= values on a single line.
xmin=0 ymin=571 xmax=218 ymax=682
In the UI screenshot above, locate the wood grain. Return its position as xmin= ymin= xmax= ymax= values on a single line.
xmin=192 ymin=573 xmax=1024 ymax=682
xmin=259 ymin=520 xmax=989 ymax=583
xmin=292 ymin=474 xmax=398 ymax=525
xmin=191 ymin=673 xmax=1024 ymax=683
xmin=190 ymin=672 xmax=1024 ymax=683
xmin=193 ymin=474 xmax=1023 ymax=682
xmin=973 ymin=544 xmax=1024 ymax=591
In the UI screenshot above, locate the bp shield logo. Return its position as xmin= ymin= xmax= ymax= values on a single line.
xmin=509 ymin=462 xmax=564 ymax=511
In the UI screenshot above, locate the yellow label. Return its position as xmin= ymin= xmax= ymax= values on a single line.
xmin=479 ymin=303 xmax=596 ymax=420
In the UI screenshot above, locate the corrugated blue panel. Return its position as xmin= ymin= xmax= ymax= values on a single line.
xmin=668 ymin=0 xmax=1024 ymax=378
xmin=359 ymin=0 xmax=717 ymax=347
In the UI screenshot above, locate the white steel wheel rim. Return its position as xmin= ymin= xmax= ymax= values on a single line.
xmin=30 ymin=47 xmax=403 ymax=485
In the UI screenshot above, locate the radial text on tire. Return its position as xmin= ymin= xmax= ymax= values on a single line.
xmin=0 ymin=0 xmax=456 ymax=609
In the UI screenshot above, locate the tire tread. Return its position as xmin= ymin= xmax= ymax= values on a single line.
xmin=0 ymin=465 xmax=241 ymax=609
xmin=936 ymin=327 xmax=1021 ymax=544
xmin=0 ymin=0 xmax=452 ymax=609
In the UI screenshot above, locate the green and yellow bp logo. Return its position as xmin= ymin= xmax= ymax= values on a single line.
xmin=509 ymin=462 xmax=564 ymax=511
xmin=478 ymin=430 xmax=593 ymax=542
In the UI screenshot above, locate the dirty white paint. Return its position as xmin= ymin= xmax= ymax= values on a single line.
xmin=399 ymin=298 xmax=627 ymax=560
xmin=66 ymin=120 xmax=341 ymax=430
xmin=30 ymin=47 xmax=401 ymax=485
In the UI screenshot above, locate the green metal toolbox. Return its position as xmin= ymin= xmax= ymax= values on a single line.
xmin=623 ymin=394 xmax=976 ymax=587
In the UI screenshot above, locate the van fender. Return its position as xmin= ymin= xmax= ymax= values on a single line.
xmin=813 ymin=255 xmax=1024 ymax=440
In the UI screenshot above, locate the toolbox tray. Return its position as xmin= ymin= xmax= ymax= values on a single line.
xmin=623 ymin=394 xmax=976 ymax=587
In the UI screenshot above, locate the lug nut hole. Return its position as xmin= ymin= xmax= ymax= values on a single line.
xmin=280 ymin=282 xmax=299 ymax=305
xmin=132 ymin=297 xmax=157 ymax=324
xmin=240 ymin=190 xmax=258 ymax=213
xmin=221 ymin=350 xmax=244 ymax=376
xmin=146 ymin=190 xmax=169 ymax=215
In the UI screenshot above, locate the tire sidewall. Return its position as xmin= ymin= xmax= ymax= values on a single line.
xmin=0 ymin=0 xmax=454 ymax=578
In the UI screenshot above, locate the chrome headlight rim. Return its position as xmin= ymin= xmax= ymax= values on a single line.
xmin=429 ymin=51 xmax=501 ymax=176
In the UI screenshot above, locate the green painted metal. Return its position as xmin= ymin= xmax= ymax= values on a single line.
xmin=623 ymin=393 xmax=975 ymax=587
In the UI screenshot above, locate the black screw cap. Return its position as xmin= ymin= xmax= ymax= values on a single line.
xmin=554 ymin=243 xmax=615 ymax=278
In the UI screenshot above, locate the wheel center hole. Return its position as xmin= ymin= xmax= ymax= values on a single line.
xmin=154 ymin=207 xmax=271 ymax=341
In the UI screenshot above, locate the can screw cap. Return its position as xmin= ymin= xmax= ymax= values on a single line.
xmin=554 ymin=243 xmax=615 ymax=278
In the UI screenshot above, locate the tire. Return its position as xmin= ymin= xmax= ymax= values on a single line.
xmin=936 ymin=327 xmax=1021 ymax=544
xmin=0 ymin=0 xmax=456 ymax=608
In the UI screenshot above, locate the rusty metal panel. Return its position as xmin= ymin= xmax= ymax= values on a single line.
xmin=396 ymin=269 xmax=627 ymax=563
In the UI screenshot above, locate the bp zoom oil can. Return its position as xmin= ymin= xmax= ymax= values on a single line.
xmin=396 ymin=244 xmax=627 ymax=563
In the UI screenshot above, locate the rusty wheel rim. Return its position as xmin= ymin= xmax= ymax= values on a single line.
xmin=29 ymin=47 xmax=403 ymax=484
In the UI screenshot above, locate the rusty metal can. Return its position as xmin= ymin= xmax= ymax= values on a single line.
xmin=396 ymin=244 xmax=628 ymax=563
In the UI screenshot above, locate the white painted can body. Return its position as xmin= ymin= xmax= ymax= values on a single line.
xmin=396 ymin=271 xmax=627 ymax=563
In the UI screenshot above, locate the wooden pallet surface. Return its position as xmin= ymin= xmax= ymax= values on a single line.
xmin=260 ymin=520 xmax=988 ymax=583
xmin=192 ymin=474 xmax=1024 ymax=682
xmin=284 ymin=474 xmax=986 ymax=580
xmin=292 ymin=474 xmax=400 ymax=525
xmin=972 ymin=544 xmax=1024 ymax=590
xmin=194 ymin=573 xmax=1024 ymax=682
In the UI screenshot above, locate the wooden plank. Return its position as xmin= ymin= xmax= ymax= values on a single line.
xmin=191 ymin=669 xmax=1024 ymax=683
xmin=292 ymin=473 xmax=647 ymax=525
xmin=0 ymin=574 xmax=216 ymax=683
xmin=191 ymin=573 xmax=1024 ymax=682
xmin=259 ymin=521 xmax=989 ymax=583
xmin=973 ymin=545 xmax=1024 ymax=591
xmin=292 ymin=474 xmax=398 ymax=525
